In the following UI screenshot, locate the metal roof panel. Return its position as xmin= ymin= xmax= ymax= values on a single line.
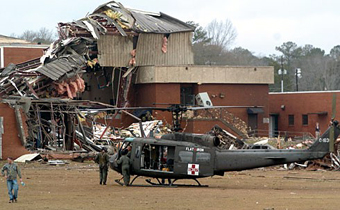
xmin=37 ymin=55 xmax=85 ymax=81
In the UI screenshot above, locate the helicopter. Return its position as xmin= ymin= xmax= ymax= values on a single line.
xmin=110 ymin=121 xmax=340 ymax=187
xmin=86 ymin=98 xmax=340 ymax=187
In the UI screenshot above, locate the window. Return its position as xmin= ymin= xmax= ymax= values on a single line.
xmin=180 ymin=85 xmax=195 ymax=105
xmin=288 ymin=115 xmax=294 ymax=126
xmin=179 ymin=151 xmax=193 ymax=163
xmin=196 ymin=152 xmax=211 ymax=163
xmin=302 ymin=114 xmax=308 ymax=125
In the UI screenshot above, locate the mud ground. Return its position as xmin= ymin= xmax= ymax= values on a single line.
xmin=0 ymin=161 xmax=339 ymax=210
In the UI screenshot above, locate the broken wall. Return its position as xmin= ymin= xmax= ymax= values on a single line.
xmin=80 ymin=69 xmax=116 ymax=105
xmin=97 ymin=35 xmax=134 ymax=67
xmin=135 ymin=32 xmax=194 ymax=66
xmin=0 ymin=103 xmax=29 ymax=159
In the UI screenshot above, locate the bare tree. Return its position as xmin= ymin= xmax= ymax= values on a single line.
xmin=17 ymin=27 xmax=57 ymax=44
xmin=206 ymin=19 xmax=237 ymax=50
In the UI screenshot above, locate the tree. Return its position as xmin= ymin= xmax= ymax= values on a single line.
xmin=223 ymin=47 xmax=265 ymax=66
xmin=188 ymin=19 xmax=238 ymax=65
xmin=330 ymin=45 xmax=340 ymax=60
xmin=275 ymin=42 xmax=302 ymax=67
xmin=206 ymin=19 xmax=237 ymax=50
xmin=186 ymin=21 xmax=211 ymax=44
xmin=15 ymin=27 xmax=57 ymax=44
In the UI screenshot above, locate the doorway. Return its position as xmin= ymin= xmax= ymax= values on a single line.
xmin=269 ymin=114 xmax=279 ymax=137
xmin=248 ymin=114 xmax=258 ymax=135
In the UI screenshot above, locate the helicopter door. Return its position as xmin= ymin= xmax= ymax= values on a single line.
xmin=174 ymin=147 xmax=215 ymax=176
xmin=195 ymin=148 xmax=215 ymax=176
xmin=174 ymin=147 xmax=194 ymax=175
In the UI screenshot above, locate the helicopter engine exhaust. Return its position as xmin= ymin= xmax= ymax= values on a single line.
xmin=161 ymin=133 xmax=220 ymax=147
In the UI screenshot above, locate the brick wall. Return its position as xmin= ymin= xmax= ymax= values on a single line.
xmin=4 ymin=47 xmax=44 ymax=66
xmin=133 ymin=83 xmax=269 ymax=134
xmin=269 ymin=92 xmax=339 ymax=136
xmin=0 ymin=103 xmax=29 ymax=159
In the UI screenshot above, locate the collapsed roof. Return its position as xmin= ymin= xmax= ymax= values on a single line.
xmin=58 ymin=1 xmax=194 ymax=39
xmin=0 ymin=1 xmax=194 ymax=99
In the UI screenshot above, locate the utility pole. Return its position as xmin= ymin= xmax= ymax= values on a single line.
xmin=295 ymin=69 xmax=298 ymax=91
xmin=295 ymin=68 xmax=301 ymax=91
xmin=278 ymin=56 xmax=286 ymax=92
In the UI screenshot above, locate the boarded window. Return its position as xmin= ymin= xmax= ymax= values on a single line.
xmin=196 ymin=152 xmax=211 ymax=163
xmin=288 ymin=115 xmax=294 ymax=126
xmin=179 ymin=151 xmax=193 ymax=163
xmin=302 ymin=114 xmax=308 ymax=125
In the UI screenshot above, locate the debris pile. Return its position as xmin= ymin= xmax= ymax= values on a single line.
xmin=186 ymin=108 xmax=249 ymax=138
xmin=208 ymin=125 xmax=246 ymax=149
xmin=0 ymin=1 xmax=195 ymax=159
xmin=121 ymin=120 xmax=171 ymax=138
xmin=0 ymin=1 xmax=194 ymax=99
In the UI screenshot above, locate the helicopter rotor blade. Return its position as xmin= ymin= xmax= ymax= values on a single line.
xmin=81 ymin=107 xmax=170 ymax=112
xmin=82 ymin=105 xmax=263 ymax=112
xmin=187 ymin=106 xmax=263 ymax=110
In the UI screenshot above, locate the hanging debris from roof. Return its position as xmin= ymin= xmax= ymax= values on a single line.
xmin=0 ymin=1 xmax=195 ymax=156
xmin=0 ymin=1 xmax=194 ymax=99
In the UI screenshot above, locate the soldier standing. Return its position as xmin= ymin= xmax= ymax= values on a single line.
xmin=95 ymin=148 xmax=110 ymax=185
xmin=1 ymin=157 xmax=23 ymax=203
xmin=117 ymin=149 xmax=131 ymax=186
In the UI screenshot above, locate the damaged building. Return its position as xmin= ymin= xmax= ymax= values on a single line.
xmin=0 ymin=1 xmax=273 ymax=159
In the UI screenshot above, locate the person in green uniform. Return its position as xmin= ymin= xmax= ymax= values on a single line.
xmin=126 ymin=145 xmax=132 ymax=158
xmin=95 ymin=148 xmax=110 ymax=185
xmin=117 ymin=149 xmax=131 ymax=186
xmin=1 ymin=157 xmax=23 ymax=203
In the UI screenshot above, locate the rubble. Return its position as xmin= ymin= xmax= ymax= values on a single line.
xmin=186 ymin=109 xmax=249 ymax=139
xmin=48 ymin=160 xmax=68 ymax=165
xmin=208 ymin=125 xmax=246 ymax=149
xmin=0 ymin=1 xmax=194 ymax=159
xmin=15 ymin=153 xmax=42 ymax=163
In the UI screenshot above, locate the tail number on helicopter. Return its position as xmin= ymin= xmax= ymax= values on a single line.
xmin=318 ymin=138 xmax=329 ymax=143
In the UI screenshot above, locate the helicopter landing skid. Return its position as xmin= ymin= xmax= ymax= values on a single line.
xmin=115 ymin=176 xmax=208 ymax=187
xmin=115 ymin=177 xmax=174 ymax=187
xmin=145 ymin=178 xmax=208 ymax=187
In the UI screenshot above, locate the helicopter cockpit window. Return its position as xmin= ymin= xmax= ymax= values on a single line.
xmin=120 ymin=141 xmax=131 ymax=156
xmin=196 ymin=152 xmax=211 ymax=163
xmin=179 ymin=151 xmax=193 ymax=163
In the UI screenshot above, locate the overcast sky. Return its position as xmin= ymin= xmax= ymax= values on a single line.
xmin=1 ymin=0 xmax=340 ymax=56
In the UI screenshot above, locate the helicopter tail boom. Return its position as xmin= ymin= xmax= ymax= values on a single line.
xmin=308 ymin=123 xmax=340 ymax=153
xmin=214 ymin=124 xmax=340 ymax=173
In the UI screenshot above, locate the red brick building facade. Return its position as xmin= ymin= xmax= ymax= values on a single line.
xmin=0 ymin=35 xmax=47 ymax=68
xmin=269 ymin=91 xmax=339 ymax=138
xmin=131 ymin=65 xmax=274 ymax=136
xmin=0 ymin=104 xmax=28 ymax=159
xmin=0 ymin=35 xmax=47 ymax=159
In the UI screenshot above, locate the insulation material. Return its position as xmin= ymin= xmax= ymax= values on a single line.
xmin=161 ymin=36 xmax=168 ymax=53
xmin=54 ymin=77 xmax=85 ymax=99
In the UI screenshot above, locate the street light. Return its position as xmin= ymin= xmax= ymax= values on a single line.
xmin=278 ymin=56 xmax=287 ymax=92
xmin=295 ymin=68 xmax=302 ymax=91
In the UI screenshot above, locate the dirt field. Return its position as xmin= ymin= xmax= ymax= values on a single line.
xmin=0 ymin=161 xmax=340 ymax=210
